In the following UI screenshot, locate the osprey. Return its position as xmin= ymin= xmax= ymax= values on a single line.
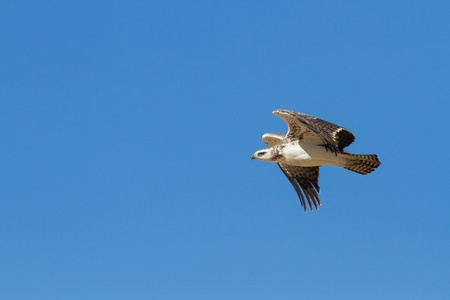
xmin=251 ymin=109 xmax=381 ymax=212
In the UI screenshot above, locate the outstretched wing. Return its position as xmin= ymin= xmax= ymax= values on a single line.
xmin=263 ymin=133 xmax=321 ymax=211
xmin=278 ymin=164 xmax=321 ymax=212
xmin=262 ymin=133 xmax=285 ymax=147
xmin=273 ymin=109 xmax=355 ymax=153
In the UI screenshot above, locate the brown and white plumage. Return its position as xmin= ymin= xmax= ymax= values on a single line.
xmin=263 ymin=133 xmax=322 ymax=211
xmin=252 ymin=109 xmax=381 ymax=212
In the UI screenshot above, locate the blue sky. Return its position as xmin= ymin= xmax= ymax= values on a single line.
xmin=1 ymin=1 xmax=450 ymax=299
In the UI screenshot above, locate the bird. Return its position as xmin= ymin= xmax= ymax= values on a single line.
xmin=251 ymin=109 xmax=381 ymax=212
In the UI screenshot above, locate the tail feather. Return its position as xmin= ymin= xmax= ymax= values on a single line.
xmin=339 ymin=153 xmax=381 ymax=175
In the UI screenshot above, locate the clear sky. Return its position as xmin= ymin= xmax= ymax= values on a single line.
xmin=1 ymin=1 xmax=450 ymax=299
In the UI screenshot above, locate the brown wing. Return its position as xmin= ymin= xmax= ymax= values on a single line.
xmin=273 ymin=109 xmax=355 ymax=153
xmin=278 ymin=164 xmax=321 ymax=212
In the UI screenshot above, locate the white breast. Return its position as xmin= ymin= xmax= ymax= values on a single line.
xmin=278 ymin=140 xmax=337 ymax=167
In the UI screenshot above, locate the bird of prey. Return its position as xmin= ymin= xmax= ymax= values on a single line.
xmin=251 ymin=109 xmax=381 ymax=212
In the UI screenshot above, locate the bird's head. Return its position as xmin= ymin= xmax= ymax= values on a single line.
xmin=251 ymin=148 xmax=280 ymax=162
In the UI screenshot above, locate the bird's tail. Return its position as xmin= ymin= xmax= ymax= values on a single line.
xmin=337 ymin=153 xmax=381 ymax=175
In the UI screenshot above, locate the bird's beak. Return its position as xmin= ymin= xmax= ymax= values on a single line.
xmin=251 ymin=154 xmax=256 ymax=160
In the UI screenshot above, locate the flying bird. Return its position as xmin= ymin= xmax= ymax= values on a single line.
xmin=251 ymin=109 xmax=381 ymax=212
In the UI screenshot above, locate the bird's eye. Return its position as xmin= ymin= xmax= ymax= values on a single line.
xmin=258 ymin=152 xmax=266 ymax=156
